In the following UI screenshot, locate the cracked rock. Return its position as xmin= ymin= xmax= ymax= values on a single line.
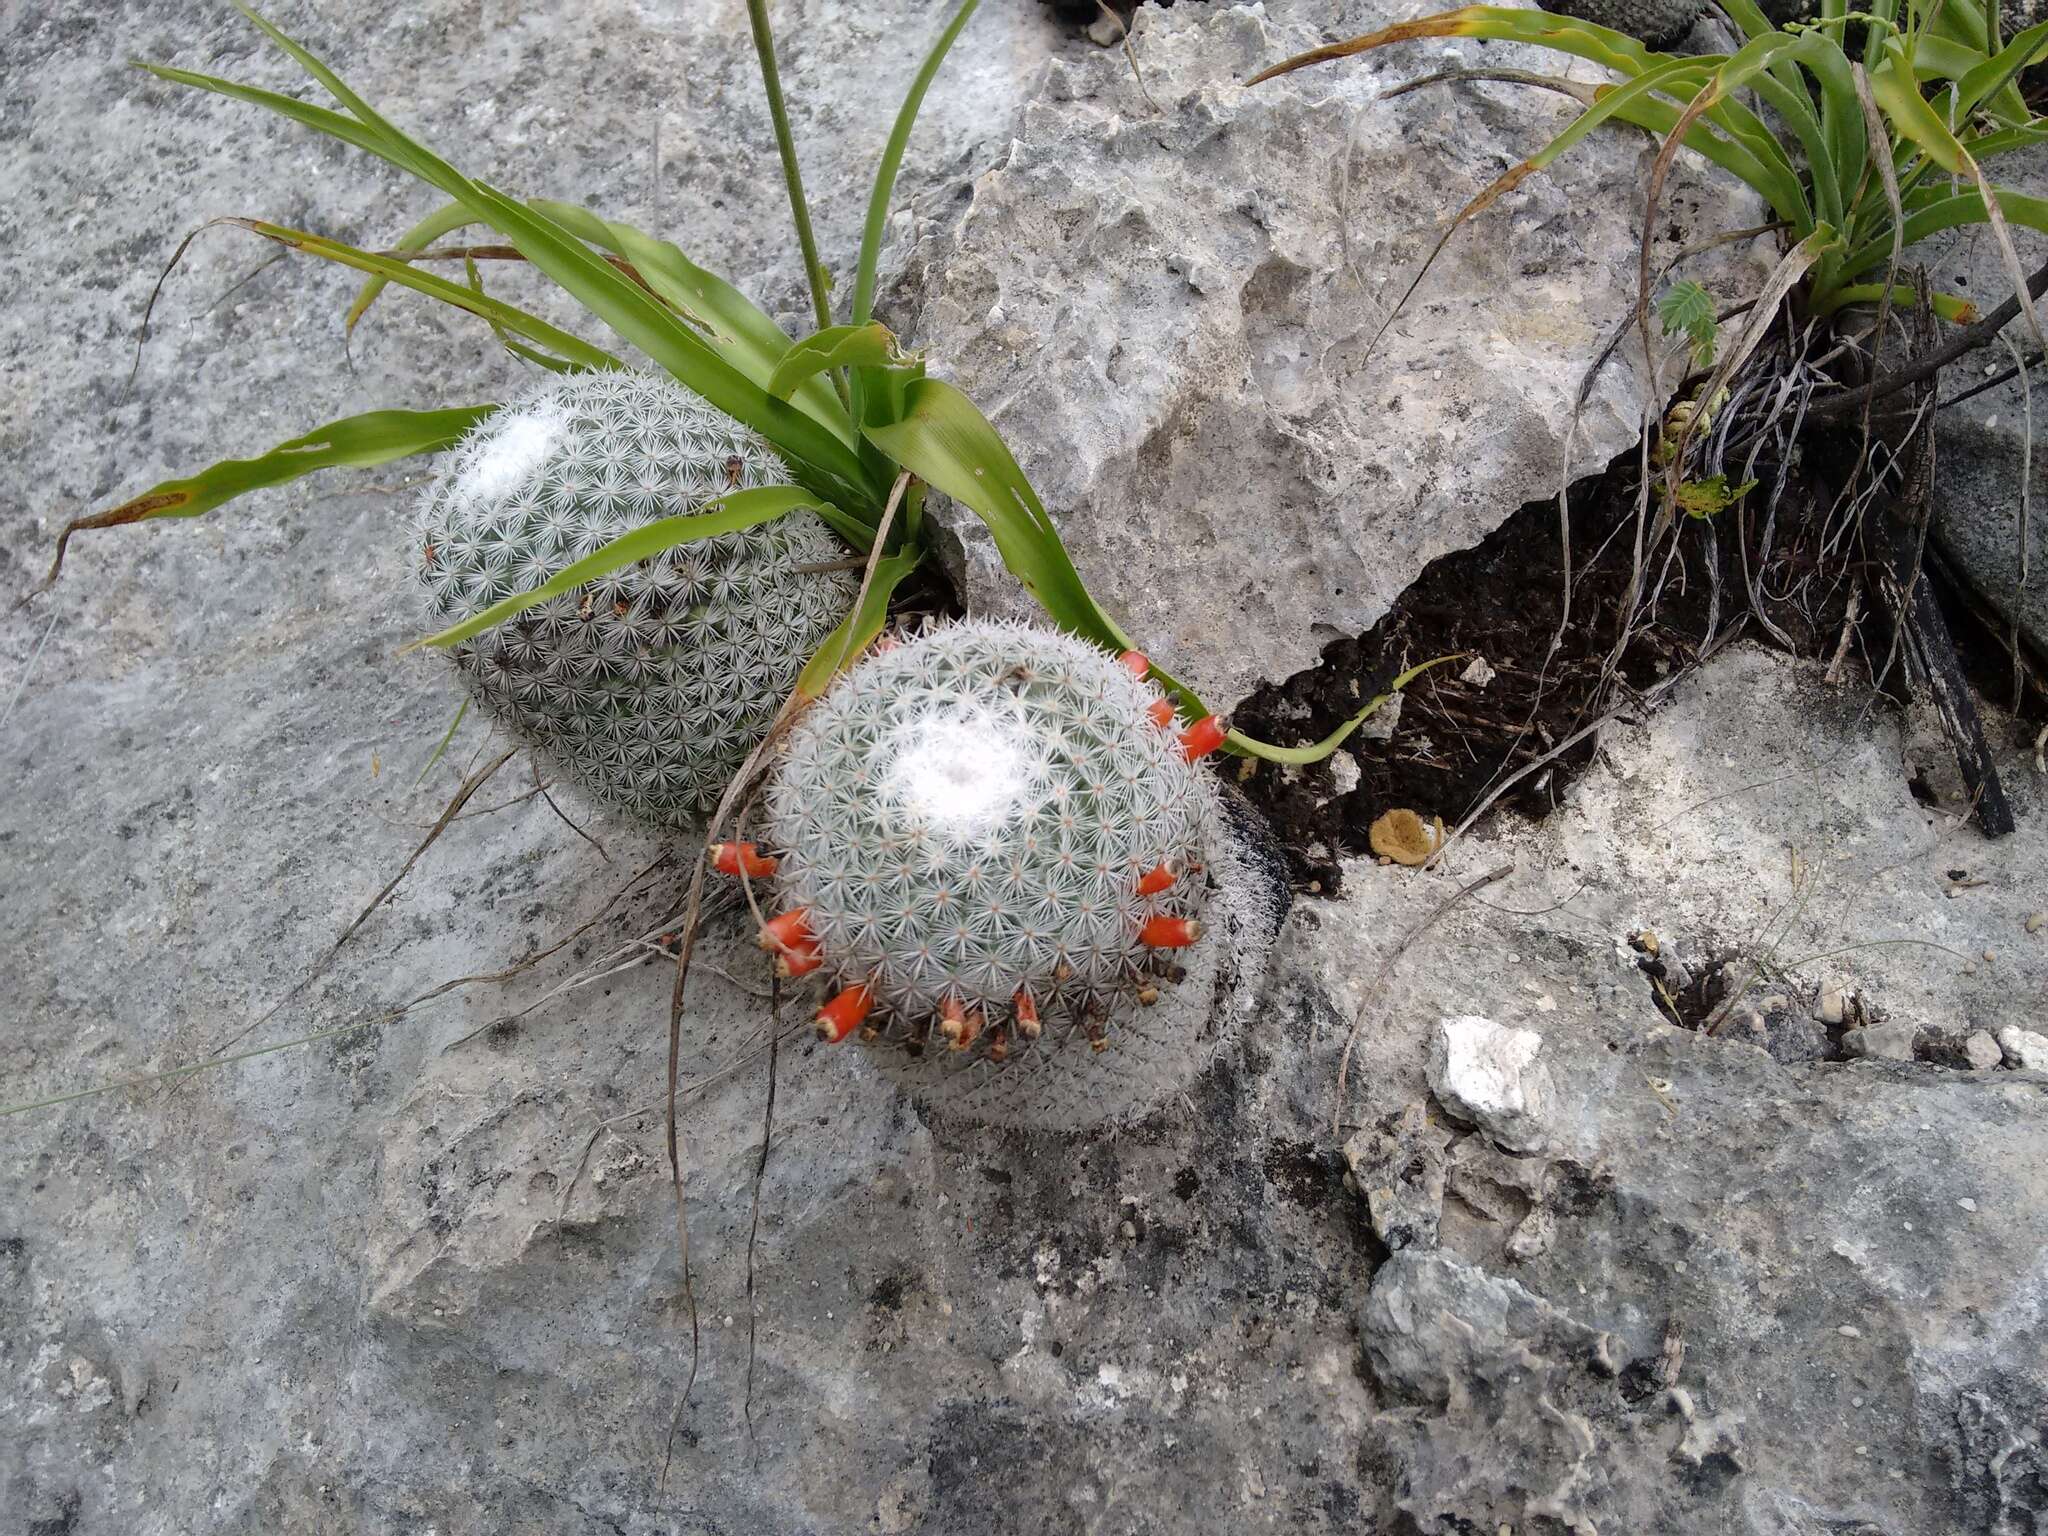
xmin=1342 ymin=1101 xmax=1451 ymax=1251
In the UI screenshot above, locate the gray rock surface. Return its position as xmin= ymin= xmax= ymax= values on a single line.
xmin=1966 ymin=1029 xmax=2006 ymax=1071
xmin=6 ymin=3 xmax=2048 ymax=1535
xmin=2000 ymin=1025 xmax=2048 ymax=1069
xmin=886 ymin=1 xmax=1769 ymax=706
xmin=1843 ymin=1018 xmax=1919 ymax=1062
xmin=1285 ymin=644 xmax=2048 ymax=1534
xmin=1926 ymin=140 xmax=2048 ymax=659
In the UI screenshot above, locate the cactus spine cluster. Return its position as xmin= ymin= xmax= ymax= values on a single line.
xmin=749 ymin=619 xmax=1225 ymax=1060
xmin=414 ymin=371 xmax=857 ymax=825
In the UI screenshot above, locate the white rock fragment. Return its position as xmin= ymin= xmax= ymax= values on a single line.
xmin=1458 ymin=655 xmax=1498 ymax=688
xmin=1965 ymin=1031 xmax=2004 ymax=1071
xmin=1997 ymin=1027 xmax=2048 ymax=1070
xmin=1427 ymin=1016 xmax=1555 ymax=1154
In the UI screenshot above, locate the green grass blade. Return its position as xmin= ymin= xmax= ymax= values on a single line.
xmin=767 ymin=323 xmax=906 ymax=401
xmin=1871 ymin=43 xmax=2047 ymax=350
xmin=1960 ymin=116 xmax=2048 ymax=161
xmin=411 ymin=695 xmax=470 ymax=789
xmin=527 ymin=199 xmax=853 ymax=447
xmin=1521 ymin=56 xmax=1713 ymax=171
xmin=1247 ymin=6 xmax=1666 ymax=86
xmin=228 ymin=218 xmax=620 ymax=368
xmin=1842 ymin=184 xmax=2048 ymax=271
xmin=213 ymin=11 xmax=884 ymax=511
xmin=462 ymin=182 xmax=885 ymax=505
xmin=233 ymin=4 xmax=448 ymax=181
xmin=1716 ymin=0 xmax=1780 ymax=43
xmin=1814 ymin=283 xmax=1983 ymax=321
xmin=1955 ymin=20 xmax=2048 ymax=119
xmin=743 ymin=0 xmax=836 ymax=336
xmin=851 ymin=0 xmax=981 ymax=328
xmin=795 ymin=551 xmax=920 ymax=699
xmin=35 ymin=405 xmax=493 ymax=593
xmin=136 ymin=61 xmax=385 ymax=156
xmin=861 ymin=378 xmax=1130 ymax=653
xmin=1242 ymin=8 xmax=1808 ymax=228
xmin=1720 ymin=0 xmax=1843 ymax=190
xmin=1703 ymin=34 xmax=1845 ymax=231
xmin=461 ymin=255 xmax=579 ymax=373
xmin=346 ymin=200 xmax=478 ymax=335
xmin=409 ymin=486 xmax=841 ymax=650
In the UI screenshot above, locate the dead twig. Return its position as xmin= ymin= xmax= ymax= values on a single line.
xmin=658 ymin=470 xmax=909 ymax=1488
xmin=196 ymin=745 xmax=517 ymax=1065
xmin=533 ymin=752 xmax=609 ymax=862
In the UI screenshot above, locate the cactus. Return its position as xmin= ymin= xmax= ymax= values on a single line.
xmin=414 ymin=371 xmax=858 ymax=824
xmin=753 ymin=619 xmax=1227 ymax=1061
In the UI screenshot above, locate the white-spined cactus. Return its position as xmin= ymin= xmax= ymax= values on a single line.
xmin=414 ymin=371 xmax=858 ymax=824
xmin=738 ymin=619 xmax=1228 ymax=1060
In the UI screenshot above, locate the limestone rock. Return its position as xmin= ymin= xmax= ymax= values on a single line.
xmin=1843 ymin=1019 xmax=1919 ymax=1062
xmin=887 ymin=1 xmax=1768 ymax=706
xmin=1998 ymin=1026 xmax=2048 ymax=1070
xmin=1290 ymin=645 xmax=2048 ymax=1534
xmin=1342 ymin=1101 xmax=1452 ymax=1251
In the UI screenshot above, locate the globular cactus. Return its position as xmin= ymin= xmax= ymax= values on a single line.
xmin=737 ymin=619 xmax=1231 ymax=1065
xmin=414 ymin=371 xmax=857 ymax=825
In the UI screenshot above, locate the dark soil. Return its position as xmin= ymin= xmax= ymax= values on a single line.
xmin=1232 ymin=449 xmax=1861 ymax=893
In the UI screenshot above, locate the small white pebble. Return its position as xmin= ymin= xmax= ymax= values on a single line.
xmin=1983 ymin=949 xmax=1997 ymax=963
xmin=2026 ymin=912 xmax=2045 ymax=934
xmin=1855 ymin=1445 xmax=1869 ymax=1457
xmin=1959 ymin=1198 xmax=1979 ymax=1212
xmin=1838 ymin=1325 xmax=1863 ymax=1338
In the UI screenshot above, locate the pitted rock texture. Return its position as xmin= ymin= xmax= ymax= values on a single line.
xmin=885 ymin=0 xmax=1769 ymax=706
xmin=7 ymin=1 xmax=2048 ymax=1532
xmin=1285 ymin=645 xmax=2048 ymax=1534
